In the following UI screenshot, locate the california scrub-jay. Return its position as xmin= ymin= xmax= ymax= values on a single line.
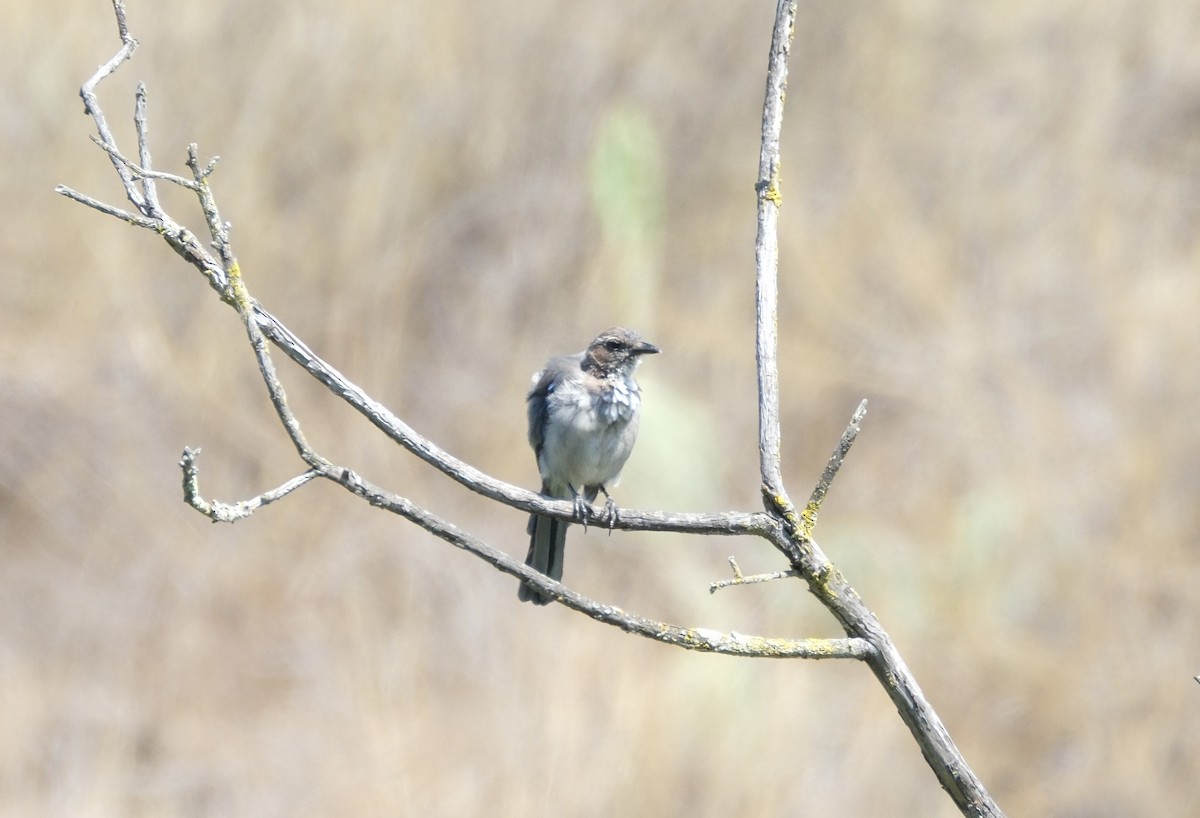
xmin=518 ymin=327 xmax=660 ymax=604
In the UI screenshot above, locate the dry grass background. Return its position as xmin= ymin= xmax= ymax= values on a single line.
xmin=4 ymin=1 xmax=1200 ymax=815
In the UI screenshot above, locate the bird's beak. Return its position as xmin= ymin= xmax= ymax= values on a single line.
xmin=634 ymin=340 xmax=660 ymax=356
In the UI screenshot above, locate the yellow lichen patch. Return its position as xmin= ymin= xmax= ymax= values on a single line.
xmin=761 ymin=180 xmax=782 ymax=207
xmin=226 ymin=259 xmax=252 ymax=311
xmin=800 ymin=500 xmax=820 ymax=537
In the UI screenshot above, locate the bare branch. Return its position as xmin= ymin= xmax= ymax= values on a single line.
xmin=800 ymin=398 xmax=868 ymax=537
xmin=80 ymin=0 xmax=142 ymax=212
xmin=54 ymin=184 xmax=157 ymax=229
xmin=110 ymin=0 xmax=130 ymax=39
xmin=247 ymin=304 xmax=770 ymax=534
xmin=267 ymin=446 xmax=870 ymax=661
xmin=61 ymin=3 xmax=1006 ymax=814
xmin=58 ymin=3 xmax=852 ymax=664
xmin=87 ymin=133 xmax=202 ymax=191
xmin=230 ymin=281 xmax=319 ymax=466
xmin=180 ymin=262 xmax=848 ymax=658
xmin=133 ymin=82 xmax=162 ymax=211
xmin=59 ymin=134 xmax=233 ymax=302
xmin=63 ymin=24 xmax=761 ymax=539
xmin=180 ymin=447 xmax=318 ymax=523
xmin=747 ymin=2 xmax=1004 ymax=814
xmin=754 ymin=0 xmax=797 ymax=499
xmin=185 ymin=144 xmax=236 ymax=276
xmin=226 ymin=285 xmax=860 ymax=657
xmin=710 ymin=555 xmax=798 ymax=593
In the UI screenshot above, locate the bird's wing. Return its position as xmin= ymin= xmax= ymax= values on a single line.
xmin=526 ymin=353 xmax=583 ymax=460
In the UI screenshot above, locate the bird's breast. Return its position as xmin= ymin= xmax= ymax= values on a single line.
xmin=595 ymin=379 xmax=640 ymax=424
xmin=538 ymin=378 xmax=642 ymax=493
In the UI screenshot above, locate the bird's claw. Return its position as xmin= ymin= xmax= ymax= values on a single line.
xmin=602 ymin=495 xmax=618 ymax=535
xmin=568 ymin=484 xmax=618 ymax=533
xmin=570 ymin=487 xmax=590 ymax=531
xmin=595 ymin=485 xmax=618 ymax=535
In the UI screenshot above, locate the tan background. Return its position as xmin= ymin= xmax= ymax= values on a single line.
xmin=5 ymin=1 xmax=1199 ymax=815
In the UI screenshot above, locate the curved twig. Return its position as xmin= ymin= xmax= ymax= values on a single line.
xmin=181 ymin=448 xmax=318 ymax=523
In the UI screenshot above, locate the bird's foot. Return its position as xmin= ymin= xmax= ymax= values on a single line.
xmin=569 ymin=485 xmax=590 ymax=531
xmin=598 ymin=486 xmax=618 ymax=535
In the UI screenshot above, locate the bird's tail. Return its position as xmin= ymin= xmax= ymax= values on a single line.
xmin=518 ymin=512 xmax=568 ymax=605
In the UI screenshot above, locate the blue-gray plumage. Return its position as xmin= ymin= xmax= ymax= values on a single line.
xmin=519 ymin=327 xmax=660 ymax=604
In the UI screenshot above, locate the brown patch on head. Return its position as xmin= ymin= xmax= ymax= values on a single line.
xmin=583 ymin=327 xmax=660 ymax=374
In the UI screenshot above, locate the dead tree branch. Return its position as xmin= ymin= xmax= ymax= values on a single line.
xmin=748 ymin=3 xmax=1003 ymax=814
xmin=58 ymin=1 xmax=1003 ymax=815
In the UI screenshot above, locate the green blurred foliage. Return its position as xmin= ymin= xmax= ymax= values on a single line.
xmin=3 ymin=1 xmax=1200 ymax=816
xmin=589 ymin=105 xmax=664 ymax=327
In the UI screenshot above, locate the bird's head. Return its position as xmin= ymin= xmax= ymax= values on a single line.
xmin=582 ymin=327 xmax=660 ymax=376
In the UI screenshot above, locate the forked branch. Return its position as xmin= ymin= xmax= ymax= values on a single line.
xmin=58 ymin=1 xmax=1003 ymax=815
xmin=745 ymin=3 xmax=1003 ymax=814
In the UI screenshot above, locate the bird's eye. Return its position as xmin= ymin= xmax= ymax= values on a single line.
xmin=604 ymin=339 xmax=621 ymax=351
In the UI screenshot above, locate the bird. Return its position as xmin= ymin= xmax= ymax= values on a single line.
xmin=518 ymin=327 xmax=660 ymax=604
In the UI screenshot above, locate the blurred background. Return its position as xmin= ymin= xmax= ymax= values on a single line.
xmin=4 ymin=1 xmax=1198 ymax=815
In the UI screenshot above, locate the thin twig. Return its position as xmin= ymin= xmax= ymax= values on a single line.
xmin=801 ymin=398 xmax=868 ymax=537
xmin=81 ymin=0 xmax=142 ymax=211
xmin=54 ymin=185 xmax=158 ymax=229
xmin=710 ymin=554 xmax=799 ymax=593
xmin=88 ymin=134 xmax=202 ymax=191
xmin=180 ymin=447 xmax=318 ymax=523
xmin=134 ymin=83 xmax=162 ymax=211
xmin=186 ymin=144 xmax=235 ymax=275
xmin=228 ymin=270 xmax=319 ymax=466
